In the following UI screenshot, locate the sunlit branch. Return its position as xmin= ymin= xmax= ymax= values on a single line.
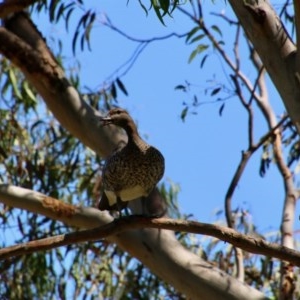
xmin=0 ymin=184 xmax=112 ymax=229
xmin=1 ymin=215 xmax=300 ymax=266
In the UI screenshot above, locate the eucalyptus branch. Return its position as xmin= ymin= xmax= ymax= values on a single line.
xmin=293 ymin=0 xmax=300 ymax=72
xmin=177 ymin=5 xmax=263 ymax=106
xmin=251 ymin=46 xmax=297 ymax=297
xmin=1 ymin=216 xmax=300 ymax=266
xmin=102 ymin=16 xmax=189 ymax=84
xmin=224 ymin=115 xmax=288 ymax=228
xmin=228 ymin=73 xmax=252 ymax=281
xmin=233 ymin=24 xmax=241 ymax=71
xmin=104 ymin=16 xmax=188 ymax=43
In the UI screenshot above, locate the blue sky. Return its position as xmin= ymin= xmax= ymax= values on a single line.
xmin=36 ymin=1 xmax=299 ymax=236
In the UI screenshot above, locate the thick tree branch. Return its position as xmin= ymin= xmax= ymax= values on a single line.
xmin=0 ymin=185 xmax=265 ymax=300
xmin=0 ymin=184 xmax=112 ymax=229
xmin=293 ymin=0 xmax=300 ymax=72
xmin=1 ymin=215 xmax=300 ymax=268
xmin=0 ymin=16 xmax=123 ymax=158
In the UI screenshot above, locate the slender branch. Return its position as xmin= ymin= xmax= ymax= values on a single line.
xmin=230 ymin=74 xmax=254 ymax=148
xmin=101 ymin=16 xmax=189 ymax=84
xmin=233 ymin=24 xmax=241 ymax=71
xmin=225 ymin=150 xmax=251 ymax=229
xmin=1 ymin=216 xmax=300 ymax=266
xmin=224 ymin=115 xmax=288 ymax=227
xmin=104 ymin=16 xmax=188 ymax=43
xmin=103 ymin=42 xmax=148 ymax=84
xmin=177 ymin=6 xmax=265 ymax=111
xmin=250 ymin=45 xmax=298 ymax=297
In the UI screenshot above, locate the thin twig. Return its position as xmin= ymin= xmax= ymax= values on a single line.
xmin=210 ymin=12 xmax=239 ymax=26
xmin=177 ymin=6 xmax=263 ymax=105
xmin=104 ymin=16 xmax=188 ymax=43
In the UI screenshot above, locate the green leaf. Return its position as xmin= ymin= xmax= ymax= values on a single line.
xmin=211 ymin=87 xmax=221 ymax=96
xmin=189 ymin=34 xmax=205 ymax=44
xmin=152 ymin=0 xmax=166 ymax=25
xmin=111 ymin=82 xmax=117 ymax=99
xmin=154 ymin=6 xmax=165 ymax=25
xmin=49 ymin=0 xmax=59 ymax=22
xmin=188 ymin=49 xmax=198 ymax=64
xmin=181 ymin=107 xmax=188 ymax=122
xmin=185 ymin=26 xmax=200 ymax=44
xmin=200 ymin=54 xmax=208 ymax=68
xmin=159 ymin=0 xmax=170 ymax=16
xmin=197 ymin=44 xmax=209 ymax=53
xmin=219 ymin=103 xmax=225 ymax=116
xmin=211 ymin=25 xmax=222 ymax=37
xmin=116 ymin=78 xmax=128 ymax=96
xmin=56 ymin=3 xmax=65 ymax=23
xmin=8 ymin=69 xmax=22 ymax=99
xmin=188 ymin=44 xmax=209 ymax=63
xmin=65 ymin=7 xmax=75 ymax=32
xmin=175 ymin=85 xmax=186 ymax=91
xmin=138 ymin=0 xmax=148 ymax=15
xmin=23 ymin=81 xmax=37 ymax=104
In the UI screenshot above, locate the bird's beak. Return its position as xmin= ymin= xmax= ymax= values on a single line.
xmin=100 ymin=116 xmax=112 ymax=126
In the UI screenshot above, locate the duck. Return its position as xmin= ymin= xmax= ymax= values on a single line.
xmin=98 ymin=108 xmax=165 ymax=216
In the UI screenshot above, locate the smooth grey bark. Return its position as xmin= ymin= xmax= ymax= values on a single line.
xmin=229 ymin=0 xmax=300 ymax=131
xmin=0 ymin=185 xmax=268 ymax=300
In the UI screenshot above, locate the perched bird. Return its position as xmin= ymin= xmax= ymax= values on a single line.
xmin=98 ymin=108 xmax=165 ymax=216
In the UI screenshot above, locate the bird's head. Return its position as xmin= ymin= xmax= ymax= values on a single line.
xmin=100 ymin=108 xmax=133 ymax=128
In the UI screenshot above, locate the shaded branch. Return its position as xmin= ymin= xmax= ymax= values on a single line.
xmin=102 ymin=17 xmax=188 ymax=82
xmin=0 ymin=14 xmax=124 ymax=158
xmin=1 ymin=216 xmax=300 ymax=266
xmin=293 ymin=0 xmax=300 ymax=73
xmin=105 ymin=16 xmax=188 ymax=43
xmin=0 ymin=185 xmax=267 ymax=299
xmin=224 ymin=115 xmax=288 ymax=229
xmin=228 ymin=0 xmax=299 ymax=134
